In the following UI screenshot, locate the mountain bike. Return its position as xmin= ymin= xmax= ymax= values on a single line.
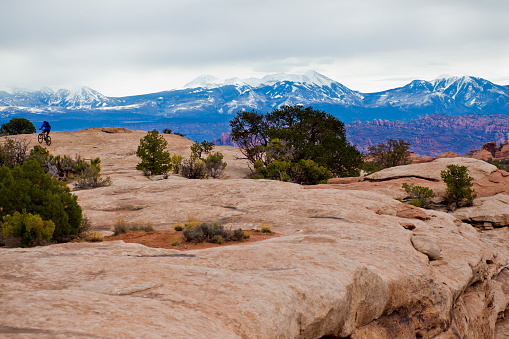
xmin=38 ymin=132 xmax=52 ymax=146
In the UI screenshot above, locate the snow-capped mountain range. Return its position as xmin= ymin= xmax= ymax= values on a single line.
xmin=1 ymin=71 xmax=508 ymax=140
xmin=1 ymin=71 xmax=507 ymax=114
xmin=0 ymin=86 xmax=112 ymax=109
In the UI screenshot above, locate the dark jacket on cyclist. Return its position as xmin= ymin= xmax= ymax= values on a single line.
xmin=40 ymin=121 xmax=51 ymax=134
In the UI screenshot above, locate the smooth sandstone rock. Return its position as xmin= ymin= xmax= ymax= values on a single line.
xmin=473 ymin=169 xmax=509 ymax=197
xmin=366 ymin=157 xmax=497 ymax=182
xmin=327 ymin=177 xmax=365 ymax=184
xmin=411 ymin=233 xmax=442 ymax=260
xmin=435 ymin=152 xmax=461 ymax=159
xmin=2 ymin=129 xmax=509 ymax=338
xmin=471 ymin=148 xmax=495 ymax=161
xmin=396 ymin=204 xmax=430 ymax=220
xmin=454 ymin=193 xmax=509 ymax=227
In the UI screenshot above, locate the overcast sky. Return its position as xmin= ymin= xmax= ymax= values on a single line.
xmin=1 ymin=0 xmax=508 ymax=97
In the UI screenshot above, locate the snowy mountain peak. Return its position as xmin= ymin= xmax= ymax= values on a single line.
xmin=431 ymin=75 xmax=477 ymax=85
xmin=62 ymin=86 xmax=110 ymax=108
xmin=183 ymin=71 xmax=338 ymax=89
xmin=430 ymin=75 xmax=481 ymax=92
xmin=303 ymin=70 xmax=336 ymax=87
xmin=184 ymin=75 xmax=222 ymax=89
xmin=259 ymin=73 xmax=306 ymax=85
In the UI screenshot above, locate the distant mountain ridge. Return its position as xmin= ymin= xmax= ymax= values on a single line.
xmin=1 ymin=71 xmax=508 ymax=155
xmin=1 ymin=71 xmax=508 ymax=116
xmin=0 ymin=86 xmax=113 ymax=109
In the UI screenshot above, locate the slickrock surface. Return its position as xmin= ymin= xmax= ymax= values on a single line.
xmin=454 ymin=193 xmax=509 ymax=228
xmin=435 ymin=152 xmax=461 ymax=159
xmin=323 ymin=157 xmax=509 ymax=201
xmin=1 ymin=129 xmax=509 ymax=338
xmin=366 ymin=157 xmax=498 ymax=182
xmin=363 ymin=157 xmax=509 ymax=198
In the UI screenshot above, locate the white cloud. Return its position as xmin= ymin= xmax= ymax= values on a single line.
xmin=0 ymin=0 xmax=508 ymax=96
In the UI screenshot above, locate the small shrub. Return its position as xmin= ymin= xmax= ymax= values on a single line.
xmin=28 ymin=147 xmax=110 ymax=186
xmin=251 ymin=139 xmax=293 ymax=182
xmin=212 ymin=235 xmax=224 ymax=244
xmin=78 ymin=216 xmax=95 ymax=241
xmin=129 ymin=221 xmax=155 ymax=232
xmin=190 ymin=141 xmax=214 ymax=159
xmin=186 ymin=221 xmax=201 ymax=229
xmin=361 ymin=161 xmax=382 ymax=176
xmin=74 ymin=158 xmax=112 ymax=190
xmin=181 ymin=156 xmax=208 ymax=179
xmin=291 ymin=159 xmax=333 ymax=185
xmin=171 ymin=241 xmax=179 ymax=246
xmin=440 ymin=164 xmax=477 ymax=208
xmin=2 ymin=211 xmax=55 ymax=247
xmin=170 ymin=154 xmax=183 ymax=174
xmin=201 ymin=222 xmax=228 ymax=243
xmin=251 ymin=142 xmax=331 ymax=185
xmin=113 ymin=218 xmax=129 ymax=235
xmin=187 ymin=215 xmax=199 ymax=223
xmin=183 ymin=225 xmax=205 ymax=243
xmin=87 ymin=231 xmax=104 ymax=242
xmin=79 ymin=216 xmax=92 ymax=237
xmin=259 ymin=221 xmax=273 ymax=233
xmin=402 ymin=183 xmax=435 ymax=208
xmin=232 ymin=228 xmax=245 ymax=241
xmin=173 ymin=223 xmax=184 ymax=231
xmin=367 ymin=138 xmax=411 ymax=171
xmin=162 ymin=128 xmax=172 ymax=134
xmin=173 ymin=132 xmax=186 ymax=137
xmin=204 ymin=152 xmax=227 ymax=178
xmin=27 ymin=145 xmax=51 ymax=167
xmin=182 ymin=222 xmax=246 ymax=244
xmin=252 ymin=159 xmax=292 ymax=181
xmin=181 ymin=142 xmax=227 ymax=179
xmin=0 ymin=137 xmax=30 ymax=168
xmin=113 ymin=218 xmax=154 ymax=235
xmin=45 ymin=154 xmax=77 ymax=179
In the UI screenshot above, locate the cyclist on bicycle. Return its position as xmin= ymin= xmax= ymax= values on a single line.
xmin=39 ymin=121 xmax=51 ymax=137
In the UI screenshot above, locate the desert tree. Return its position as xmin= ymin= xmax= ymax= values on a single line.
xmin=366 ymin=138 xmax=411 ymax=172
xmin=136 ymin=130 xmax=172 ymax=176
xmin=230 ymin=105 xmax=362 ymax=182
xmin=440 ymin=164 xmax=476 ymax=208
xmin=0 ymin=118 xmax=36 ymax=136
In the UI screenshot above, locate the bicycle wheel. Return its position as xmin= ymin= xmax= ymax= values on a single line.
xmin=38 ymin=134 xmax=43 ymax=143
xmin=45 ymin=135 xmax=51 ymax=146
